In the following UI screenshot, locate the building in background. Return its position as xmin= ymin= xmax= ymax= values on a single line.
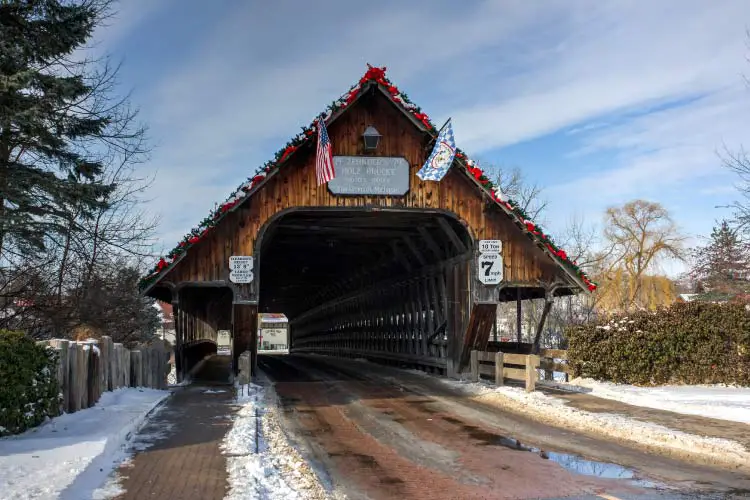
xmin=153 ymin=301 xmax=176 ymax=345
xmin=258 ymin=313 xmax=288 ymax=351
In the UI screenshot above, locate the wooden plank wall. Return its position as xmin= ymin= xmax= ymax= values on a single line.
xmin=163 ymin=91 xmax=564 ymax=287
xmin=42 ymin=337 xmax=169 ymax=414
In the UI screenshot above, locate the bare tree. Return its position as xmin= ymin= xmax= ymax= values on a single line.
xmin=492 ymin=165 xmax=548 ymax=221
xmin=601 ymin=200 xmax=685 ymax=310
xmin=722 ymin=146 xmax=750 ymax=232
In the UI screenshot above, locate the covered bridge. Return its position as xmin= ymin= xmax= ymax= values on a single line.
xmin=140 ymin=65 xmax=596 ymax=382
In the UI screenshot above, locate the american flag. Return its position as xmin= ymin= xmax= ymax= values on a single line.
xmin=316 ymin=117 xmax=335 ymax=185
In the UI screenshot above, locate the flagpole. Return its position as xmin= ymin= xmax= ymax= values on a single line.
xmin=424 ymin=117 xmax=451 ymax=150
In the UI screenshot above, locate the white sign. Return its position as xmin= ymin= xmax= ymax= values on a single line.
xmin=479 ymin=239 xmax=502 ymax=254
xmin=229 ymin=256 xmax=254 ymax=284
xmin=477 ymin=252 xmax=503 ymax=285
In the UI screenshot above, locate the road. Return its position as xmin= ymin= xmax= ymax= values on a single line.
xmin=258 ymin=353 xmax=750 ymax=500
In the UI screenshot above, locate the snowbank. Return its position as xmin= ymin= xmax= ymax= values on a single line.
xmin=223 ymin=382 xmax=327 ymax=500
xmin=567 ymin=378 xmax=750 ymax=424
xmin=0 ymin=387 xmax=169 ymax=500
xmin=438 ymin=377 xmax=750 ymax=470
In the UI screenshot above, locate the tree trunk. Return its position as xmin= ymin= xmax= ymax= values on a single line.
xmin=532 ymin=286 xmax=557 ymax=354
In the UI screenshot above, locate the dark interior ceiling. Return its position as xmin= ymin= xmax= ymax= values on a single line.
xmin=258 ymin=209 xmax=472 ymax=318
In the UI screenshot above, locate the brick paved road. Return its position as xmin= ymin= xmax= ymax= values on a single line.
xmin=114 ymin=356 xmax=234 ymax=500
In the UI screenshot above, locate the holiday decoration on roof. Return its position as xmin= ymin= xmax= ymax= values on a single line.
xmin=139 ymin=65 xmax=597 ymax=293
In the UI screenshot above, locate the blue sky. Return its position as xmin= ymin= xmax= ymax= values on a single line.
xmin=92 ymin=1 xmax=750 ymax=275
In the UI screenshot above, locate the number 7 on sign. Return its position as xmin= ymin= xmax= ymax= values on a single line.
xmin=481 ymin=260 xmax=494 ymax=276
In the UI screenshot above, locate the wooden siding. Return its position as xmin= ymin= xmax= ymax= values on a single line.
xmin=163 ymin=91 xmax=565 ymax=288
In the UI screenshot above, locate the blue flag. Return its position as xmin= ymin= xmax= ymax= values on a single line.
xmin=416 ymin=119 xmax=456 ymax=182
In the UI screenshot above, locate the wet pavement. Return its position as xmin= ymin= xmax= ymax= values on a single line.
xmin=259 ymin=353 xmax=750 ymax=500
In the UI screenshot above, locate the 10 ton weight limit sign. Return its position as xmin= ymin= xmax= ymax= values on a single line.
xmin=477 ymin=240 xmax=503 ymax=285
xmin=229 ymin=256 xmax=254 ymax=284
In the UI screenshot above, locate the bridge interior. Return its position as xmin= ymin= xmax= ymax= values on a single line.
xmin=160 ymin=208 xmax=571 ymax=381
xmin=259 ymin=209 xmax=473 ymax=374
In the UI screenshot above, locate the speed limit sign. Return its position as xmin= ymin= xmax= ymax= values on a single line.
xmin=477 ymin=252 xmax=503 ymax=285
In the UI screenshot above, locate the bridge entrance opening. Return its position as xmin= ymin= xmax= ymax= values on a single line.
xmin=256 ymin=208 xmax=474 ymax=375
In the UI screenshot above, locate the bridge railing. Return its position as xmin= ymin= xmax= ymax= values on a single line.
xmin=469 ymin=349 xmax=572 ymax=392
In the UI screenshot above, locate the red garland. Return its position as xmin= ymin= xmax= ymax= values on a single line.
xmin=279 ymin=145 xmax=297 ymax=163
xmin=143 ymin=64 xmax=598 ymax=293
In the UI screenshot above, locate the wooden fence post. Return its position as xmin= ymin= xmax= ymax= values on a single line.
xmin=494 ymin=351 xmax=504 ymax=386
xmin=113 ymin=343 xmax=123 ymax=389
xmin=79 ymin=344 xmax=88 ymax=410
xmin=101 ymin=336 xmax=112 ymax=392
xmin=49 ymin=340 xmax=69 ymax=412
xmin=470 ymin=350 xmax=479 ymax=382
xmin=124 ymin=349 xmax=131 ymax=387
xmin=131 ymin=350 xmax=142 ymax=387
xmin=525 ymin=354 xmax=539 ymax=392
xmin=67 ymin=343 xmax=78 ymax=412
xmin=86 ymin=345 xmax=97 ymax=408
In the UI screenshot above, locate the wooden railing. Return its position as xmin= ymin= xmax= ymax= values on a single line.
xmin=469 ymin=349 xmax=571 ymax=392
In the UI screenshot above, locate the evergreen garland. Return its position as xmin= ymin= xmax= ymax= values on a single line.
xmin=140 ymin=65 xmax=597 ymax=292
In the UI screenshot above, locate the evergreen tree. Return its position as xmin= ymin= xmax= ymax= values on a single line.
xmin=690 ymin=220 xmax=750 ymax=300
xmin=0 ymin=0 xmax=134 ymax=258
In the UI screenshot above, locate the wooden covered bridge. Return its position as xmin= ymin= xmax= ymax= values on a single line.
xmin=139 ymin=66 xmax=596 ymax=382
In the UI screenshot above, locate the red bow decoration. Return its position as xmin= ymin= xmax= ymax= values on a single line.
xmin=279 ymin=145 xmax=297 ymax=163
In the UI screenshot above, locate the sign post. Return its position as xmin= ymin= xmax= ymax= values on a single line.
xmin=477 ymin=240 xmax=503 ymax=285
xmin=229 ymin=256 xmax=254 ymax=284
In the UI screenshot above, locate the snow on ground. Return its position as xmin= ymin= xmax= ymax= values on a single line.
xmin=0 ymin=388 xmax=169 ymax=500
xmin=222 ymin=382 xmax=327 ymax=500
xmin=435 ymin=376 xmax=750 ymax=470
xmin=567 ymin=378 xmax=750 ymax=424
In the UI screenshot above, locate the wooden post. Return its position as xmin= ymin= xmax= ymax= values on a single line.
xmin=494 ymin=351 xmax=504 ymax=386
xmin=67 ymin=343 xmax=78 ymax=412
xmin=470 ymin=350 xmax=479 ymax=382
xmin=525 ymin=354 xmax=539 ymax=392
xmin=131 ymin=350 xmax=142 ymax=387
xmin=50 ymin=339 xmax=69 ymax=412
xmin=233 ymin=303 xmax=258 ymax=376
xmin=124 ymin=349 xmax=131 ymax=387
xmin=147 ymin=347 xmax=155 ymax=388
xmin=101 ymin=336 xmax=113 ymax=392
xmin=145 ymin=347 xmax=152 ymax=388
xmin=516 ymin=288 xmax=522 ymax=343
xmin=79 ymin=344 xmax=88 ymax=409
xmin=113 ymin=344 xmax=123 ymax=389
xmin=86 ymin=345 xmax=97 ymax=408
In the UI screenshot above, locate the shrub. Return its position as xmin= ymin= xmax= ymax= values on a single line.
xmin=0 ymin=330 xmax=61 ymax=436
xmin=567 ymin=302 xmax=750 ymax=386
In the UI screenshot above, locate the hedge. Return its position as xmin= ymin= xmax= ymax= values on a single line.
xmin=566 ymin=302 xmax=750 ymax=386
xmin=0 ymin=330 xmax=61 ymax=436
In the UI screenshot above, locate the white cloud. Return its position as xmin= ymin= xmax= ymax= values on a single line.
xmin=106 ymin=0 xmax=750 ymax=253
xmin=450 ymin=1 xmax=749 ymax=152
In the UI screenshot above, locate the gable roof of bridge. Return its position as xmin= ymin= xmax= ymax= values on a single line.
xmin=139 ymin=65 xmax=597 ymax=294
